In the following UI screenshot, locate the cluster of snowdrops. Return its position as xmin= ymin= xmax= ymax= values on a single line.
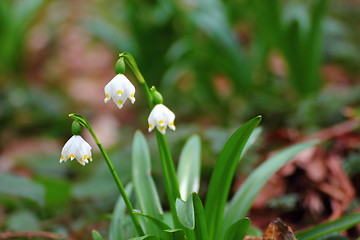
xmin=56 ymin=53 xmax=357 ymax=240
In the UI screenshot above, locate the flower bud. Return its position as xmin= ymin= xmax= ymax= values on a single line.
xmin=150 ymin=86 xmax=163 ymax=105
xmin=115 ymin=58 xmax=126 ymax=74
xmin=71 ymin=121 xmax=82 ymax=136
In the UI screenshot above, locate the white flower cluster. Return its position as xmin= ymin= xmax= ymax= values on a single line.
xmin=104 ymin=73 xmax=176 ymax=135
xmin=60 ymin=67 xmax=177 ymax=166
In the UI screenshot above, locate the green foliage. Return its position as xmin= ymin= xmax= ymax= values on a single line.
xmin=133 ymin=212 xmax=171 ymax=231
xmin=0 ymin=173 xmax=45 ymax=206
xmin=163 ymin=229 xmax=186 ymax=240
xmin=130 ymin=236 xmax=161 ymax=240
xmin=92 ymin=230 xmax=104 ymax=240
xmin=36 ymin=176 xmax=71 ymax=208
xmin=177 ymin=135 xmax=201 ymax=201
xmin=110 ymin=115 xmax=338 ymax=240
xmin=132 ymin=131 xmax=163 ymax=234
xmin=109 ymin=184 xmax=133 ymax=240
xmin=251 ymin=0 xmax=328 ymax=96
xmin=6 ymin=210 xmax=40 ymax=231
xmin=192 ymin=193 xmax=208 ymax=240
xmin=224 ymin=140 xmax=319 ymax=231
xmin=0 ymin=0 xmax=47 ymax=76
xmin=223 ymin=218 xmax=250 ymax=240
xmin=296 ymin=213 xmax=360 ymax=240
xmin=175 ymin=197 xmax=194 ymax=230
xmin=205 ymin=116 xmax=261 ymax=240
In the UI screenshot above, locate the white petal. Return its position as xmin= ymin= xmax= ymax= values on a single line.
xmin=104 ymin=81 xmax=113 ymax=103
xmin=60 ymin=135 xmax=77 ymax=161
xmin=168 ymin=123 xmax=176 ymax=131
xmin=156 ymin=125 xmax=166 ymax=135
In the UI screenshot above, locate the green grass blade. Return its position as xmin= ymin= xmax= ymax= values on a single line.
xmin=109 ymin=184 xmax=133 ymax=240
xmin=133 ymin=212 xmax=171 ymax=231
xmin=192 ymin=193 xmax=209 ymax=240
xmin=223 ymin=218 xmax=250 ymax=240
xmin=132 ymin=131 xmax=163 ymax=233
xmin=130 ymin=236 xmax=161 ymax=240
xmin=224 ymin=140 xmax=319 ymax=233
xmin=296 ymin=213 xmax=360 ymax=240
xmin=92 ymin=230 xmax=104 ymax=240
xmin=305 ymin=0 xmax=327 ymax=93
xmin=176 ymin=197 xmax=195 ymax=229
xmin=204 ymin=116 xmax=262 ymax=240
xmin=163 ymin=229 xmax=186 ymax=240
xmin=177 ymin=135 xmax=201 ymax=201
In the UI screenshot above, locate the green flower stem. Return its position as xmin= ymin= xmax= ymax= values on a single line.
xmin=120 ymin=52 xmax=182 ymax=227
xmin=155 ymin=131 xmax=182 ymax=227
xmin=69 ymin=114 xmax=145 ymax=236
xmin=96 ymin=143 xmax=145 ymax=236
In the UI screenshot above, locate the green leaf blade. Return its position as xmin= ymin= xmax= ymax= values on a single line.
xmin=130 ymin=235 xmax=162 ymax=240
xmin=224 ymin=140 xmax=319 ymax=232
xmin=134 ymin=212 xmax=172 ymax=231
xmin=177 ymin=134 xmax=201 ymax=201
xmin=0 ymin=173 xmax=45 ymax=206
xmin=296 ymin=213 xmax=360 ymax=240
xmin=204 ymin=115 xmax=262 ymax=240
xmin=192 ymin=193 xmax=209 ymax=240
xmin=109 ymin=184 xmax=133 ymax=240
xmin=132 ymin=131 xmax=163 ymax=233
xmin=92 ymin=230 xmax=104 ymax=240
xmin=163 ymin=229 xmax=186 ymax=240
xmin=223 ymin=218 xmax=251 ymax=240
xmin=176 ymin=197 xmax=195 ymax=229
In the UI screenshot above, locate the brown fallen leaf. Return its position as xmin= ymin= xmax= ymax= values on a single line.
xmin=263 ymin=219 xmax=296 ymax=240
xmin=244 ymin=219 xmax=296 ymax=240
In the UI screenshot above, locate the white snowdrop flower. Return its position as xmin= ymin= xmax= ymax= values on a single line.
xmin=60 ymin=135 xmax=92 ymax=166
xmin=148 ymin=104 xmax=176 ymax=135
xmin=104 ymin=74 xmax=136 ymax=109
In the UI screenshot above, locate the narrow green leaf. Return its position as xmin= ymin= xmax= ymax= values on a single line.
xmin=205 ymin=116 xmax=262 ymax=240
xmin=296 ymin=213 xmax=360 ymax=240
xmin=176 ymin=197 xmax=195 ymax=229
xmin=109 ymin=184 xmax=133 ymax=240
xmin=241 ymin=127 xmax=262 ymax=159
xmin=223 ymin=218 xmax=250 ymax=240
xmin=92 ymin=230 xmax=104 ymax=240
xmin=177 ymin=134 xmax=201 ymax=201
xmin=132 ymin=131 xmax=163 ymax=234
xmin=130 ymin=235 xmax=161 ymax=240
xmin=133 ymin=212 xmax=171 ymax=231
xmin=224 ymin=140 xmax=319 ymax=233
xmin=305 ymin=0 xmax=327 ymax=93
xmin=192 ymin=193 xmax=209 ymax=240
xmin=163 ymin=229 xmax=186 ymax=240
xmin=0 ymin=173 xmax=44 ymax=206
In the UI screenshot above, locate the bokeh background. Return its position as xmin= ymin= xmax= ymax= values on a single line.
xmin=1 ymin=0 xmax=360 ymax=238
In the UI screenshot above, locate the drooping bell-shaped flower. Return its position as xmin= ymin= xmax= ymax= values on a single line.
xmin=104 ymin=74 xmax=135 ymax=109
xmin=60 ymin=135 xmax=92 ymax=166
xmin=148 ymin=104 xmax=176 ymax=134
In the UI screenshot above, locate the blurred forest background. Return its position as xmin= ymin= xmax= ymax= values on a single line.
xmin=1 ymin=0 xmax=360 ymax=239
